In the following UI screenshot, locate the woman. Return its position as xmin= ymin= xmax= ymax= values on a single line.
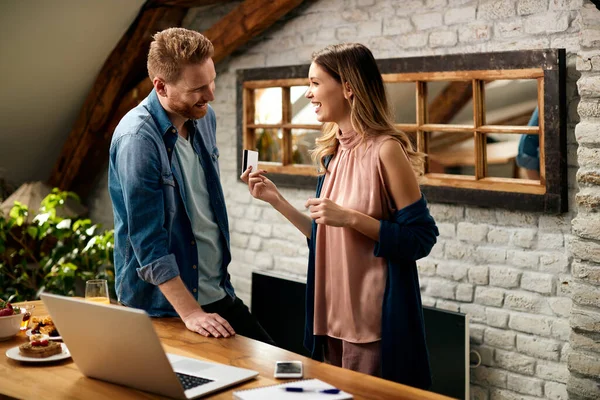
xmin=241 ymin=43 xmax=438 ymax=389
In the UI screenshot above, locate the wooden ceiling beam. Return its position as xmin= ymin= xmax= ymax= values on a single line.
xmin=428 ymin=107 xmax=537 ymax=152
xmin=204 ymin=0 xmax=304 ymax=63
xmin=70 ymin=81 xmax=155 ymax=197
xmin=146 ymin=0 xmax=229 ymax=7
xmin=429 ymin=132 xmax=473 ymax=151
xmin=48 ymin=5 xmax=187 ymax=189
xmin=427 ymin=81 xmax=476 ymax=150
xmin=66 ymin=0 xmax=305 ymax=196
xmin=488 ymin=107 xmax=536 ymax=126
xmin=428 ymin=81 xmax=474 ymax=124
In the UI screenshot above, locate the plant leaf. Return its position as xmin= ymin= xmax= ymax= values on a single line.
xmin=26 ymin=226 xmax=37 ymax=239
xmin=56 ymin=219 xmax=72 ymax=230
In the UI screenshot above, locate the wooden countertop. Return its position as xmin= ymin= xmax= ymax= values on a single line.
xmin=0 ymin=301 xmax=453 ymax=400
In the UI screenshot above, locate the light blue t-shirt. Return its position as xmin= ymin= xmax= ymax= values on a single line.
xmin=174 ymin=134 xmax=226 ymax=305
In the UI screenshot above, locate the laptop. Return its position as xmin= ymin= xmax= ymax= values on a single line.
xmin=41 ymin=293 xmax=259 ymax=399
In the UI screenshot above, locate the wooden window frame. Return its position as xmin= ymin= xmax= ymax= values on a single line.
xmin=237 ymin=49 xmax=567 ymax=213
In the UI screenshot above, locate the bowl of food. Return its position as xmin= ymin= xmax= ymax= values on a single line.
xmin=0 ymin=300 xmax=22 ymax=341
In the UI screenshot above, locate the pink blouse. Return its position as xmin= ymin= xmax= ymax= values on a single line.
xmin=313 ymin=129 xmax=395 ymax=343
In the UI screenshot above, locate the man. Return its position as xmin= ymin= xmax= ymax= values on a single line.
xmin=108 ymin=27 xmax=272 ymax=343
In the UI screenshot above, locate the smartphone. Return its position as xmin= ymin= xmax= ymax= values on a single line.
xmin=242 ymin=149 xmax=259 ymax=175
xmin=274 ymin=360 xmax=303 ymax=378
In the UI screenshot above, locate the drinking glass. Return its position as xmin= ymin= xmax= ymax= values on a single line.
xmin=85 ymin=279 xmax=110 ymax=304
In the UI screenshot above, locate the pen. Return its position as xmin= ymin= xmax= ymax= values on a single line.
xmin=283 ymin=387 xmax=341 ymax=394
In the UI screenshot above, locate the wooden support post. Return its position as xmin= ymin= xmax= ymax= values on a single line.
xmin=243 ymin=88 xmax=256 ymax=151
xmin=281 ymin=87 xmax=292 ymax=165
xmin=473 ymin=79 xmax=487 ymax=180
xmin=538 ymin=76 xmax=546 ymax=186
xmin=416 ymin=81 xmax=429 ymax=173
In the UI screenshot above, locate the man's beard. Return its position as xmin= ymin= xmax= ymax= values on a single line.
xmin=169 ymin=99 xmax=207 ymax=120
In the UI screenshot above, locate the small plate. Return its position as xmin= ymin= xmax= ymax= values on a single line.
xmin=5 ymin=343 xmax=70 ymax=363
xmin=26 ymin=329 xmax=62 ymax=341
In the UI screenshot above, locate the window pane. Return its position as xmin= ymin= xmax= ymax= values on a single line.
xmin=291 ymin=129 xmax=320 ymax=166
xmin=484 ymin=79 xmax=538 ymax=126
xmin=254 ymin=88 xmax=282 ymax=124
xmin=385 ymin=82 xmax=416 ymax=124
xmin=428 ymin=81 xmax=474 ymax=125
xmin=428 ymin=132 xmax=475 ymax=176
xmin=290 ymin=86 xmax=319 ymax=125
xmin=486 ymin=132 xmax=538 ymax=180
xmin=255 ymin=128 xmax=282 ymax=163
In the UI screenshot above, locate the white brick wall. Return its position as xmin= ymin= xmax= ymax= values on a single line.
xmin=85 ymin=0 xmax=600 ymax=398
xmin=188 ymin=2 xmax=585 ymax=398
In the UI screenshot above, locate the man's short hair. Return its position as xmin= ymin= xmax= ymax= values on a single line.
xmin=147 ymin=27 xmax=214 ymax=83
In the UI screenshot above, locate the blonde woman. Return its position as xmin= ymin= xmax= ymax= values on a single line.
xmin=241 ymin=43 xmax=438 ymax=388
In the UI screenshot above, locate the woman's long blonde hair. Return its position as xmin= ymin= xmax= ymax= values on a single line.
xmin=310 ymin=43 xmax=423 ymax=174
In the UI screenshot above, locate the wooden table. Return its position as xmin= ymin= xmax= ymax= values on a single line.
xmin=0 ymin=301 xmax=452 ymax=400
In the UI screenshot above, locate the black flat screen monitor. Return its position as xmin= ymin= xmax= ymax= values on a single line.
xmin=251 ymin=271 xmax=469 ymax=399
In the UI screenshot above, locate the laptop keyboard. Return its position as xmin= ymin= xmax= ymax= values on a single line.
xmin=176 ymin=372 xmax=214 ymax=390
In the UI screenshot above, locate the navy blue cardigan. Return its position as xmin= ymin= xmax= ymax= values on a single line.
xmin=303 ymin=159 xmax=439 ymax=389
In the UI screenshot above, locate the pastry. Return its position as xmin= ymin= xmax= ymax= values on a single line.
xmin=30 ymin=316 xmax=59 ymax=337
xmin=19 ymin=335 xmax=62 ymax=358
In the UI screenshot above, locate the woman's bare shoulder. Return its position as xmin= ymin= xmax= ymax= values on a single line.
xmin=379 ymin=137 xmax=409 ymax=164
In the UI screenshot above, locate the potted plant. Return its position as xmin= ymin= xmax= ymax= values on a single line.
xmin=0 ymin=189 xmax=114 ymax=302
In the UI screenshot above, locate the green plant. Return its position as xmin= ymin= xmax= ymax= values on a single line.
xmin=0 ymin=189 xmax=114 ymax=302
xmin=256 ymin=128 xmax=279 ymax=162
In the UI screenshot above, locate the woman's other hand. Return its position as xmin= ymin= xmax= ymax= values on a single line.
xmin=241 ymin=167 xmax=280 ymax=205
xmin=305 ymin=197 xmax=354 ymax=227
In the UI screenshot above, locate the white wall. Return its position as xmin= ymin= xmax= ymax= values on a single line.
xmin=0 ymin=0 xmax=144 ymax=187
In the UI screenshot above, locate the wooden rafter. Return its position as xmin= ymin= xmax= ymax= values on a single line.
xmin=428 ymin=81 xmax=473 ymax=124
xmin=51 ymin=0 xmax=305 ymax=195
xmin=69 ymin=83 xmax=154 ymax=196
xmin=146 ymin=0 xmax=229 ymax=7
xmin=428 ymin=81 xmax=486 ymax=152
xmin=204 ymin=0 xmax=304 ymax=63
xmin=426 ymin=81 xmax=473 ymax=151
xmin=489 ymin=107 xmax=536 ymax=126
xmin=48 ymin=5 xmax=187 ymax=189
xmin=428 ymin=106 xmax=537 ymax=151
xmin=429 ymin=132 xmax=473 ymax=151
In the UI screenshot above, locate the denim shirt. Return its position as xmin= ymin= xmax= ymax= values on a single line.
xmin=108 ymin=89 xmax=234 ymax=317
